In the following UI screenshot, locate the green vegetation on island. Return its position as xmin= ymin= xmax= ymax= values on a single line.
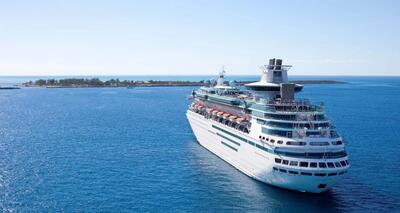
xmin=23 ymin=78 xmax=205 ymax=88
xmin=22 ymin=78 xmax=345 ymax=88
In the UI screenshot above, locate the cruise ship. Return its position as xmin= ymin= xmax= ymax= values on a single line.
xmin=186 ymin=58 xmax=349 ymax=193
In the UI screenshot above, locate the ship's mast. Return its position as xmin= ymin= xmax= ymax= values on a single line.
xmin=216 ymin=66 xmax=226 ymax=87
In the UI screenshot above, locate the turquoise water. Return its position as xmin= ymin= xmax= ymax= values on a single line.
xmin=0 ymin=76 xmax=399 ymax=212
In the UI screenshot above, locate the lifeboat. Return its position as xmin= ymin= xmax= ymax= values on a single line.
xmin=222 ymin=113 xmax=231 ymax=118
xmin=217 ymin=111 xmax=224 ymax=116
xmin=228 ymin=115 xmax=238 ymax=121
xmin=235 ymin=117 xmax=246 ymax=123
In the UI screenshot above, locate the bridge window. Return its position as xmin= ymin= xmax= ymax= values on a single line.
xmin=332 ymin=140 xmax=343 ymax=145
xmin=299 ymin=162 xmax=309 ymax=167
xmin=286 ymin=141 xmax=306 ymax=146
xmin=301 ymin=172 xmax=312 ymax=176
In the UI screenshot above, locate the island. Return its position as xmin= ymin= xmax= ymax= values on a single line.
xmin=22 ymin=78 xmax=345 ymax=88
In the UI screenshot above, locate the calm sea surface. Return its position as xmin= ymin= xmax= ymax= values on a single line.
xmin=0 ymin=76 xmax=399 ymax=212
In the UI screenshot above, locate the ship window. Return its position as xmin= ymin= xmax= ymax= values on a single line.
xmin=270 ymin=139 xmax=275 ymax=143
xmin=310 ymin=162 xmax=318 ymax=168
xmin=277 ymin=140 xmax=283 ymax=144
xmin=289 ymin=161 xmax=298 ymax=166
xmin=282 ymin=160 xmax=289 ymax=165
xmin=340 ymin=161 xmax=346 ymax=166
xmin=286 ymin=141 xmax=306 ymax=146
xmin=345 ymin=160 xmax=349 ymax=165
xmin=338 ymin=171 xmax=345 ymax=175
xmin=328 ymin=173 xmax=337 ymax=176
xmin=256 ymin=118 xmax=265 ymax=124
xmin=273 ymin=71 xmax=282 ymax=77
xmin=327 ymin=162 xmax=335 ymax=168
xmin=335 ymin=162 xmax=341 ymax=167
xmin=301 ymin=172 xmax=312 ymax=176
xmin=289 ymin=171 xmax=298 ymax=175
xmin=275 ymin=158 xmax=282 ymax=163
xmin=310 ymin=142 xmax=330 ymax=146
xmin=318 ymin=184 xmax=327 ymax=189
xmin=259 ymin=135 xmax=262 ymax=139
xmin=314 ymin=173 xmax=326 ymax=177
xmin=262 ymin=136 xmax=265 ymax=140
xmin=319 ymin=163 xmax=327 ymax=168
xmin=299 ymin=162 xmax=309 ymax=167
xmin=332 ymin=140 xmax=343 ymax=145
xmin=273 ymin=167 xmax=278 ymax=171
xmin=279 ymin=169 xmax=287 ymax=173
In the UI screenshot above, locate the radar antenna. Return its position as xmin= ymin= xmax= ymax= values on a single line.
xmin=219 ymin=66 xmax=226 ymax=78
xmin=258 ymin=65 xmax=268 ymax=73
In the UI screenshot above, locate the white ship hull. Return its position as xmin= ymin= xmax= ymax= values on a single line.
xmin=186 ymin=110 xmax=340 ymax=193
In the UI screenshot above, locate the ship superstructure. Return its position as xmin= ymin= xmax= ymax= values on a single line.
xmin=186 ymin=58 xmax=349 ymax=193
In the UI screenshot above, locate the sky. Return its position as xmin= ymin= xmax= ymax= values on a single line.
xmin=0 ymin=0 xmax=399 ymax=76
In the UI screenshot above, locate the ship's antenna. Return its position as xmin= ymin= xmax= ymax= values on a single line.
xmin=258 ymin=65 xmax=268 ymax=73
xmin=220 ymin=66 xmax=226 ymax=77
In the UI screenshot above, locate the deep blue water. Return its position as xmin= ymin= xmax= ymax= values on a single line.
xmin=0 ymin=76 xmax=399 ymax=212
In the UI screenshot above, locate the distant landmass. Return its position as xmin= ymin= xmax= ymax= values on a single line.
xmin=22 ymin=78 xmax=345 ymax=88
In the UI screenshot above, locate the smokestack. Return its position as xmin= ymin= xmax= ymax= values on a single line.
xmin=276 ymin=59 xmax=282 ymax=70
xmin=269 ymin=58 xmax=275 ymax=70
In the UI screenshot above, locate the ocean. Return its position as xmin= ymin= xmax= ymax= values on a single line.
xmin=0 ymin=76 xmax=399 ymax=212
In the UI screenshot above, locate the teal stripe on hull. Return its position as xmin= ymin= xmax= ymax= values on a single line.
xmin=221 ymin=141 xmax=238 ymax=151
xmin=217 ymin=133 xmax=241 ymax=146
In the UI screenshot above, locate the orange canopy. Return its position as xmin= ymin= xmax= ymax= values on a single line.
xmin=229 ymin=115 xmax=238 ymax=120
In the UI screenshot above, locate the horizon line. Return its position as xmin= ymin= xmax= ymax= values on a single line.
xmin=0 ymin=74 xmax=400 ymax=77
